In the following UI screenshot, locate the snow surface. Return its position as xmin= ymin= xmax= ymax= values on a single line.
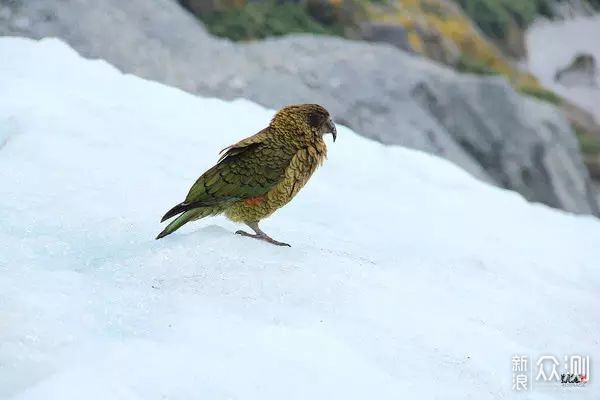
xmin=527 ymin=16 xmax=600 ymax=121
xmin=0 ymin=37 xmax=599 ymax=399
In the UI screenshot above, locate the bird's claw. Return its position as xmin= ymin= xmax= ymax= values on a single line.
xmin=235 ymin=230 xmax=291 ymax=247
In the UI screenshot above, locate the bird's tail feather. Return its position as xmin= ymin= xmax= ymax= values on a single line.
xmin=155 ymin=207 xmax=224 ymax=240
xmin=160 ymin=197 xmax=239 ymax=223
xmin=161 ymin=202 xmax=192 ymax=223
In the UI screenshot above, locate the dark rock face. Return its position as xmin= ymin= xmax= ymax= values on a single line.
xmin=1 ymin=0 xmax=597 ymax=215
xmin=412 ymin=75 xmax=599 ymax=214
xmin=178 ymin=0 xmax=220 ymax=17
xmin=551 ymin=0 xmax=597 ymax=19
xmin=555 ymin=53 xmax=598 ymax=88
xmin=360 ymin=22 xmax=413 ymax=53
xmin=496 ymin=24 xmax=528 ymax=59
xmin=303 ymin=0 xmax=365 ymax=32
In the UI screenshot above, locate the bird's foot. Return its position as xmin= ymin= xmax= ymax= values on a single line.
xmin=235 ymin=230 xmax=291 ymax=247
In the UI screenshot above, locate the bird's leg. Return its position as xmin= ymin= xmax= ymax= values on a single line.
xmin=235 ymin=221 xmax=291 ymax=247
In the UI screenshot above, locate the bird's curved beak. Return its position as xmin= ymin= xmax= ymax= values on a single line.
xmin=326 ymin=118 xmax=337 ymax=142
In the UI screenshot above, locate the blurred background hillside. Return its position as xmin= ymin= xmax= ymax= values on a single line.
xmin=1 ymin=0 xmax=600 ymax=216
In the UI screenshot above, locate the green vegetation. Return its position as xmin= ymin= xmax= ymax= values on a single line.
xmin=453 ymin=0 xmax=557 ymax=40
xmin=200 ymin=1 xmax=339 ymax=41
xmin=455 ymin=55 xmax=498 ymax=75
xmin=517 ymin=85 xmax=563 ymax=105
xmin=455 ymin=0 xmax=600 ymax=44
xmin=575 ymin=127 xmax=600 ymax=156
xmin=196 ymin=0 xmax=600 ymax=44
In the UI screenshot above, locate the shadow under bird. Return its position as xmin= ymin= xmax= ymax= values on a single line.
xmin=156 ymin=104 xmax=337 ymax=247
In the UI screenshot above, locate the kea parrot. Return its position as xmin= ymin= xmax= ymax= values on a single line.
xmin=156 ymin=104 xmax=337 ymax=247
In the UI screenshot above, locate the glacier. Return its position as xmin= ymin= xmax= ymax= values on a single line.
xmin=0 ymin=37 xmax=598 ymax=399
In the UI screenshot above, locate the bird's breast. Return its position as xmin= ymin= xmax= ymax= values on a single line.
xmin=225 ymin=142 xmax=326 ymax=223
xmin=271 ymin=142 xmax=326 ymax=202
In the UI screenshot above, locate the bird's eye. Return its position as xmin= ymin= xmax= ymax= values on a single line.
xmin=307 ymin=112 xmax=324 ymax=128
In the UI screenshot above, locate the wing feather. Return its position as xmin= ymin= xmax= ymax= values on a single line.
xmin=182 ymin=128 xmax=294 ymax=209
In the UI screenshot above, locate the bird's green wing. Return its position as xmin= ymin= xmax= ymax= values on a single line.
xmin=184 ymin=129 xmax=293 ymax=205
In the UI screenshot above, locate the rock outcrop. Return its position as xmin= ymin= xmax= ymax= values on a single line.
xmin=551 ymin=0 xmax=597 ymax=18
xmin=1 ymin=0 xmax=597 ymax=215
xmin=360 ymin=22 xmax=413 ymax=54
xmin=555 ymin=53 xmax=598 ymax=87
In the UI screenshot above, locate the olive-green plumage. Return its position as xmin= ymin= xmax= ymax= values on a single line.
xmin=156 ymin=104 xmax=337 ymax=246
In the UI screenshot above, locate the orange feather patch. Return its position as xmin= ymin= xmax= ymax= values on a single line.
xmin=244 ymin=196 xmax=265 ymax=206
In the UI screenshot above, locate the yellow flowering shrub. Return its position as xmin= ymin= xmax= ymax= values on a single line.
xmin=363 ymin=0 xmax=546 ymax=92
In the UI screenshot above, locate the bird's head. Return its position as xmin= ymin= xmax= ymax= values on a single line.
xmin=270 ymin=104 xmax=337 ymax=143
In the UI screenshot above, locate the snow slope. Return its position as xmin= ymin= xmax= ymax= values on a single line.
xmin=527 ymin=16 xmax=600 ymax=121
xmin=0 ymin=37 xmax=599 ymax=399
